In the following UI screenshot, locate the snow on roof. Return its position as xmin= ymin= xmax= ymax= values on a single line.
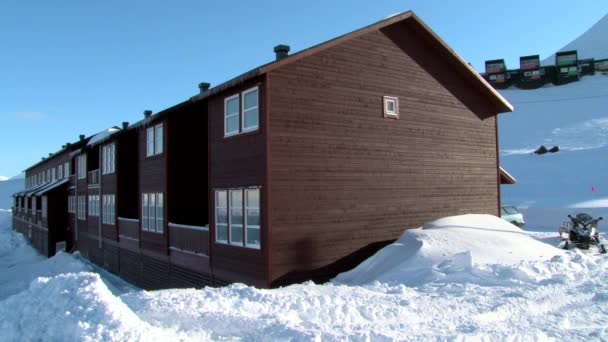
xmin=334 ymin=214 xmax=563 ymax=286
xmin=542 ymin=14 xmax=608 ymax=65
xmin=87 ymin=127 xmax=121 ymax=147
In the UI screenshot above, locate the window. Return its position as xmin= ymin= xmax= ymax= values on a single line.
xmin=142 ymin=194 xmax=149 ymax=231
xmin=224 ymin=86 xmax=260 ymax=137
xmin=68 ymin=196 xmax=76 ymax=214
xmin=46 ymin=170 xmax=50 ymax=182
xmin=141 ymin=193 xmax=163 ymax=233
xmin=146 ymin=124 xmax=163 ymax=157
xmin=215 ymin=191 xmax=228 ymax=243
xmin=245 ymin=189 xmax=260 ymax=247
xmin=51 ymin=168 xmax=56 ymax=181
xmin=103 ymin=194 xmax=115 ymax=225
xmin=229 ymin=190 xmax=243 ymax=246
xmin=64 ymin=162 xmax=70 ymax=178
xmin=224 ymin=94 xmax=240 ymax=136
xmin=58 ymin=165 xmax=63 ymax=180
xmin=215 ymin=187 xmax=261 ymax=249
xmin=42 ymin=196 xmax=48 ymax=218
xmin=102 ymin=143 xmax=116 ymax=174
xmin=242 ymin=87 xmax=259 ymax=132
xmin=88 ymin=195 xmax=100 ymax=217
xmin=78 ymin=196 xmax=86 ymax=220
xmin=383 ymin=96 xmax=399 ymax=119
xmin=77 ymin=154 xmax=87 ymax=180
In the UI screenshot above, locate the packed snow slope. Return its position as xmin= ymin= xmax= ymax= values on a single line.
xmin=499 ymin=74 xmax=608 ymax=209
xmin=2 ymin=210 xmax=608 ymax=340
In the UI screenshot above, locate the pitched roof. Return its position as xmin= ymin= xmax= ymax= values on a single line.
xmin=190 ymin=11 xmax=513 ymax=114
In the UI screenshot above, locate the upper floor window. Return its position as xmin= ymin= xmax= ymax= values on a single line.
xmin=77 ymin=154 xmax=87 ymax=180
xmin=102 ymin=143 xmax=116 ymax=174
xmin=64 ymin=162 xmax=70 ymax=178
xmin=224 ymin=86 xmax=259 ymax=137
xmin=51 ymin=167 xmax=56 ymax=181
xmin=383 ymin=96 xmax=399 ymax=119
xmin=58 ymin=164 xmax=63 ymax=180
xmin=224 ymin=94 xmax=240 ymax=136
xmin=146 ymin=124 xmax=163 ymax=157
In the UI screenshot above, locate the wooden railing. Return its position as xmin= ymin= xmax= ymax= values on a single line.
xmin=169 ymin=223 xmax=209 ymax=255
xmin=87 ymin=169 xmax=100 ymax=185
xmin=118 ymin=217 xmax=140 ymax=240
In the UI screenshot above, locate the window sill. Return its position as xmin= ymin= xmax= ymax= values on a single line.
xmin=214 ymin=241 xmax=261 ymax=251
xmin=222 ymin=128 xmax=261 ymax=141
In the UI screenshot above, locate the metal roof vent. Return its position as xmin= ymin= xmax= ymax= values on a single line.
xmin=122 ymin=121 xmax=129 ymax=129
xmin=198 ymin=82 xmax=211 ymax=93
xmin=274 ymin=44 xmax=290 ymax=60
xmin=144 ymin=110 xmax=153 ymax=118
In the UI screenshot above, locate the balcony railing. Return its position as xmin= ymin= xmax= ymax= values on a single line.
xmin=88 ymin=169 xmax=100 ymax=185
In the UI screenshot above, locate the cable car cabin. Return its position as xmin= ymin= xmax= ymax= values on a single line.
xmin=595 ymin=59 xmax=608 ymax=73
xmin=518 ymin=55 xmax=546 ymax=89
xmin=555 ymin=50 xmax=579 ymax=85
xmin=484 ymin=59 xmax=509 ymax=89
xmin=578 ymin=58 xmax=595 ymax=77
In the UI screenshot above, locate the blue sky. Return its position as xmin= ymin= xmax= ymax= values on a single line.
xmin=0 ymin=0 xmax=605 ymax=177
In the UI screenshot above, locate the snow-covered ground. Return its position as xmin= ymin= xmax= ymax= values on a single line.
xmin=1 ymin=209 xmax=607 ymax=340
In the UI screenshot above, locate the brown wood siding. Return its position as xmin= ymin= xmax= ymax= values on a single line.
xmin=268 ymin=27 xmax=500 ymax=283
xmin=139 ymin=120 xmax=168 ymax=254
xmin=208 ymin=76 xmax=269 ymax=287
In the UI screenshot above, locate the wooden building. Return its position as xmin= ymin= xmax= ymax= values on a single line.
xmin=14 ymin=11 xmax=513 ymax=288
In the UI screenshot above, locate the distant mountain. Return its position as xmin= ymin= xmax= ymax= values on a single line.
xmin=0 ymin=177 xmax=8 ymax=181
xmin=541 ymin=14 xmax=608 ymax=65
xmin=9 ymin=173 xmax=25 ymax=180
xmin=0 ymin=179 xmax=24 ymax=209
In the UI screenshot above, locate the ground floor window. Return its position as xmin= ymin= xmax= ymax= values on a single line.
xmin=68 ymin=196 xmax=76 ymax=214
xmin=215 ymin=187 xmax=261 ymax=249
xmin=88 ymin=195 xmax=100 ymax=217
xmin=142 ymin=193 xmax=163 ymax=233
xmin=41 ymin=196 xmax=48 ymax=218
xmin=103 ymin=194 xmax=115 ymax=225
xmin=78 ymin=196 xmax=86 ymax=220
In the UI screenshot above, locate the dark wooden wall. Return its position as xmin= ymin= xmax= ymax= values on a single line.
xmin=139 ymin=119 xmax=168 ymax=255
xmin=267 ymin=24 xmax=500 ymax=284
xmin=168 ymin=101 xmax=208 ymax=226
xmin=208 ymin=76 xmax=269 ymax=287
xmin=117 ymin=130 xmax=139 ymax=219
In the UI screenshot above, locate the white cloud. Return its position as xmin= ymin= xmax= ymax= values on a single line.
xmin=0 ymin=176 xmax=8 ymax=181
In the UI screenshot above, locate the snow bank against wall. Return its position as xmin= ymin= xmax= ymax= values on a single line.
xmin=335 ymin=214 xmax=563 ymax=286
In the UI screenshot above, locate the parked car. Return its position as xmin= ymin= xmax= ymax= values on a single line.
xmin=501 ymin=206 xmax=525 ymax=227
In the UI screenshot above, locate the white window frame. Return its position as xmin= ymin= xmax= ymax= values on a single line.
xmin=146 ymin=124 xmax=164 ymax=157
xmin=215 ymin=190 xmax=228 ymax=244
xmin=88 ymin=195 xmax=99 ymax=217
xmin=154 ymin=124 xmax=163 ymax=155
xmin=245 ymin=188 xmax=261 ymax=248
xmin=78 ymin=196 xmax=86 ymax=220
xmin=242 ymin=86 xmax=259 ymax=132
xmin=383 ymin=96 xmax=399 ymax=118
xmin=102 ymin=143 xmax=116 ymax=175
xmin=215 ymin=187 xmax=261 ymax=249
xmin=77 ymin=154 xmax=87 ymax=180
xmin=42 ymin=196 xmax=48 ymax=218
xmin=64 ymin=162 xmax=70 ymax=178
xmin=58 ymin=164 xmax=63 ymax=180
xmin=142 ymin=194 xmax=149 ymax=231
xmin=141 ymin=192 xmax=163 ymax=233
xmin=224 ymin=94 xmax=240 ymax=137
xmin=103 ymin=194 xmax=115 ymax=225
xmin=229 ymin=189 xmax=244 ymax=246
xmin=51 ymin=168 xmax=56 ymax=181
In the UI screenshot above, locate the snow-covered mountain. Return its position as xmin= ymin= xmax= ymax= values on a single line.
xmin=0 ymin=179 xmax=23 ymax=209
xmin=9 ymin=173 xmax=25 ymax=180
xmin=541 ymin=14 xmax=608 ymax=65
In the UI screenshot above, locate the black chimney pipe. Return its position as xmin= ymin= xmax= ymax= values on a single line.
xmin=274 ymin=44 xmax=290 ymax=60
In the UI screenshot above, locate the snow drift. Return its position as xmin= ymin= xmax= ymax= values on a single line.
xmin=335 ymin=214 xmax=563 ymax=286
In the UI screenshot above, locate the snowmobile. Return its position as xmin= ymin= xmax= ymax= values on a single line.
xmin=559 ymin=213 xmax=606 ymax=253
